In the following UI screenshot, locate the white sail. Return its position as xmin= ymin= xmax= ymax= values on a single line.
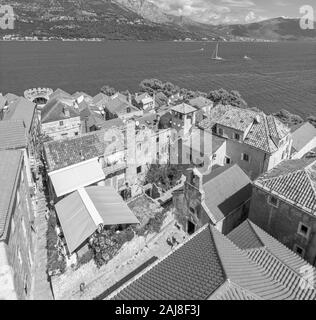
xmin=211 ymin=42 xmax=223 ymax=60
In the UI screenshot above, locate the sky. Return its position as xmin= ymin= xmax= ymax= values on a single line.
xmin=151 ymin=0 xmax=315 ymax=24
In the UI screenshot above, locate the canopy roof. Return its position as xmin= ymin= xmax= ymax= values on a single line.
xmin=55 ymin=186 xmax=139 ymax=253
xmin=48 ymin=157 xmax=105 ymax=197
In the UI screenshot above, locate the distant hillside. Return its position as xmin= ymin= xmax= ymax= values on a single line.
xmin=214 ymin=17 xmax=316 ymax=41
xmin=0 ymin=0 xmax=315 ymax=41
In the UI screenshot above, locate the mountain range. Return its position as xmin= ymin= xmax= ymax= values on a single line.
xmin=0 ymin=0 xmax=315 ymax=41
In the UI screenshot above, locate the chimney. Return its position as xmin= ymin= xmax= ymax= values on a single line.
xmin=254 ymin=115 xmax=261 ymax=124
xmin=63 ymin=106 xmax=70 ymax=117
xmin=128 ymin=92 xmax=132 ymax=104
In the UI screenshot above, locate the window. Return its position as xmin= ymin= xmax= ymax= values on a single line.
xmin=241 ymin=153 xmax=249 ymax=162
xmin=156 ymin=137 xmax=159 ymax=143
xmin=126 ymin=107 xmax=131 ymax=113
xmin=75 ymin=132 xmax=79 ymax=136
xmin=218 ymin=127 xmax=223 ymax=136
xmin=212 ymin=154 xmax=217 ymax=160
xmin=189 ymin=207 xmax=195 ymax=214
xmin=24 ymin=275 xmax=28 ymax=296
xmin=137 ymin=166 xmax=142 ymax=174
xmin=225 ymin=157 xmax=231 ymax=165
xmin=59 ymin=121 xmax=64 ymax=126
xmin=234 ymin=133 xmax=240 ymax=140
xmin=293 ymin=244 xmax=305 ymax=257
xmin=297 ymin=222 xmax=311 ymax=239
xmin=137 ymin=143 xmax=142 ymax=151
xmin=267 ymin=195 xmax=279 ymax=208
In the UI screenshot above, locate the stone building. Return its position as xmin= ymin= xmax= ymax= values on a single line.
xmin=133 ymin=92 xmax=155 ymax=111
xmin=173 ymin=164 xmax=252 ymax=235
xmin=249 ymin=158 xmax=316 ymax=266
xmin=199 ymin=105 xmax=292 ymax=180
xmin=0 ymin=150 xmax=35 ymax=300
xmin=103 ymin=92 xmax=143 ymax=121
xmin=43 ymin=118 xmax=171 ymax=202
xmin=188 ymin=96 xmax=213 ymax=124
xmin=41 ymin=98 xmax=81 ymax=140
xmin=170 ymin=103 xmax=197 ymax=136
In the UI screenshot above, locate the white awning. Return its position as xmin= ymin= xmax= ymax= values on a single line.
xmin=48 ymin=157 xmax=105 ymax=197
xmin=55 ymin=185 xmax=139 ymax=253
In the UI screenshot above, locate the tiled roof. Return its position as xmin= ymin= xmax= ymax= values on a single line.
xmin=3 ymin=97 xmax=36 ymax=133
xmin=198 ymin=105 xmax=291 ymax=154
xmin=44 ymin=130 xmax=106 ymax=172
xmin=171 ymin=103 xmax=197 ymax=114
xmin=105 ymin=95 xmax=139 ymax=115
xmin=109 ymin=223 xmax=316 ymax=300
xmin=228 ymin=220 xmax=316 ymax=298
xmin=49 ymin=88 xmax=72 ymax=100
xmin=0 ymin=94 xmax=6 ymax=108
xmin=189 ymin=96 xmax=213 ymax=110
xmin=291 ymin=122 xmax=316 ymax=153
xmin=0 ymin=150 xmax=23 ymax=240
xmin=41 ymin=99 xmax=80 ymax=123
xmin=4 ymin=93 xmax=19 ymax=103
xmin=135 ymin=93 xmax=152 ymax=104
xmin=111 ymin=226 xmax=226 ymax=300
xmin=44 ymin=123 xmax=126 ymax=172
xmin=91 ymin=93 xmax=109 ymax=106
xmin=0 ymin=120 xmax=27 ymax=150
xmin=227 ymin=220 xmax=264 ymax=250
xmin=201 ymin=164 xmax=252 ymax=222
xmin=254 ymin=159 xmax=316 ymax=214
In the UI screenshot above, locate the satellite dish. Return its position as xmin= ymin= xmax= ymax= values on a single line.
xmin=136 ymin=121 xmax=140 ymax=126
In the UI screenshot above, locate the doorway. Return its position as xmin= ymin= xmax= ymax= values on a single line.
xmin=187 ymin=220 xmax=195 ymax=235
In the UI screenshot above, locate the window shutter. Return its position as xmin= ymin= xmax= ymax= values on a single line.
xmin=241 ymin=153 xmax=244 ymax=160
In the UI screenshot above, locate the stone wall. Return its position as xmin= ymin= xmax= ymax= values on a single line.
xmin=42 ymin=116 xmax=81 ymax=141
xmin=0 ymin=161 xmax=35 ymax=299
xmin=249 ymin=186 xmax=316 ymax=266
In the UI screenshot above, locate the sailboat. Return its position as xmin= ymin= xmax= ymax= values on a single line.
xmin=211 ymin=42 xmax=224 ymax=61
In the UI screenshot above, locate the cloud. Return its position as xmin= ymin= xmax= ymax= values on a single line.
xmin=150 ymin=0 xmax=273 ymax=24
xmin=221 ymin=0 xmax=255 ymax=8
xmin=245 ymin=11 xmax=267 ymax=23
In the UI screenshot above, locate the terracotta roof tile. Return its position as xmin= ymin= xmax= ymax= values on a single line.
xmin=0 ymin=120 xmax=27 ymax=150
xmin=255 ymin=159 xmax=316 ymax=214
xmin=198 ymin=105 xmax=290 ymax=154
xmin=0 ymin=150 xmax=23 ymax=240
xmin=108 ymin=223 xmax=316 ymax=300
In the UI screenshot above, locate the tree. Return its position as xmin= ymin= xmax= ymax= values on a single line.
xmin=307 ymin=115 xmax=316 ymax=128
xmin=207 ymin=88 xmax=247 ymax=108
xmin=101 ymin=85 xmax=116 ymax=96
xmin=145 ymin=164 xmax=181 ymax=191
xmin=273 ymin=109 xmax=304 ymax=127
